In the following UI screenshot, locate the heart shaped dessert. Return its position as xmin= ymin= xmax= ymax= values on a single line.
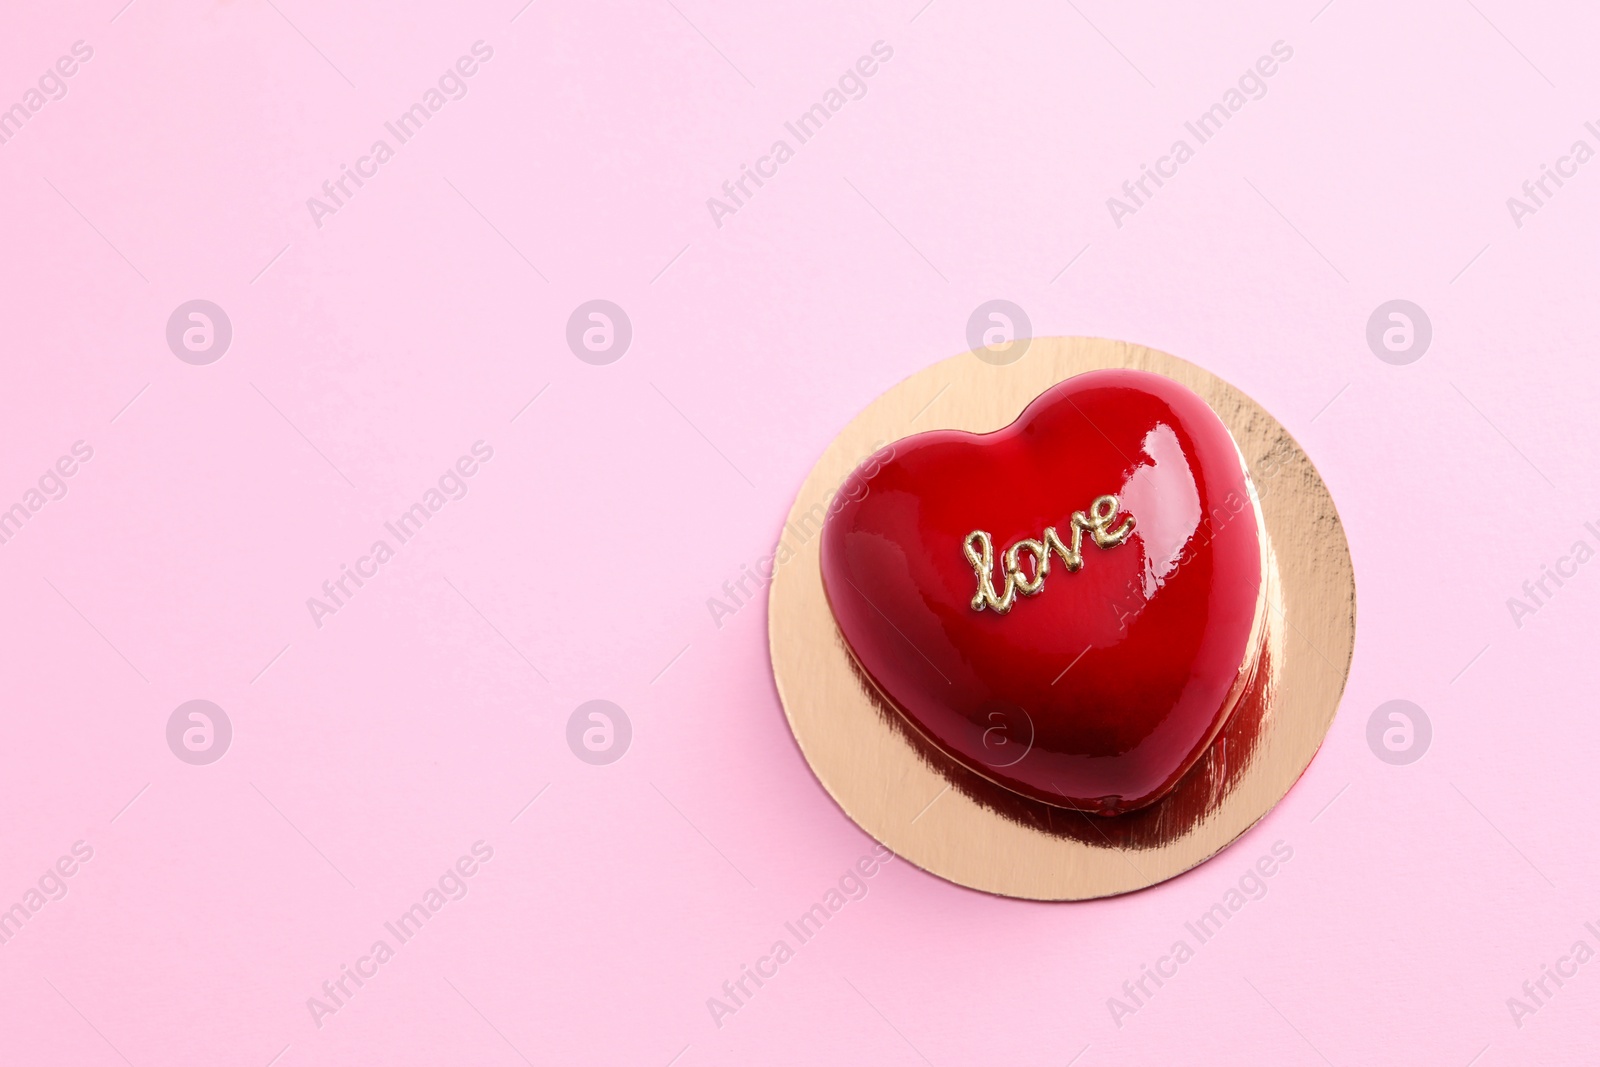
xmin=819 ymin=368 xmax=1266 ymax=815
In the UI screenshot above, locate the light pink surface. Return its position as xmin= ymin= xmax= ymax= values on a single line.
xmin=2 ymin=1 xmax=1596 ymax=1063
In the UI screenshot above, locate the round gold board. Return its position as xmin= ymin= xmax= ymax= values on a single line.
xmin=768 ymin=337 xmax=1356 ymax=900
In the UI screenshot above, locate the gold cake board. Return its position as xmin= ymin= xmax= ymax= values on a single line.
xmin=768 ymin=337 xmax=1355 ymax=900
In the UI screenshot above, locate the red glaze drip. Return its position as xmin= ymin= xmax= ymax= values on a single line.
xmin=820 ymin=369 xmax=1264 ymax=815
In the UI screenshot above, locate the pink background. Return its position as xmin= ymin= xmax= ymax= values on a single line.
xmin=2 ymin=0 xmax=1596 ymax=1063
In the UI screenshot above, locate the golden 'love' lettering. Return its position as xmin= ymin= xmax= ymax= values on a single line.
xmin=964 ymin=494 xmax=1135 ymax=614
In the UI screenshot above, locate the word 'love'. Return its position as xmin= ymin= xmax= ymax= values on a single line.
xmin=964 ymin=494 xmax=1135 ymax=614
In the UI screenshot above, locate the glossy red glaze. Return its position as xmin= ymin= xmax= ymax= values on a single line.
xmin=820 ymin=369 xmax=1264 ymax=815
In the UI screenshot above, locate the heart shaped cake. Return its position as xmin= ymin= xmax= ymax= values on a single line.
xmin=819 ymin=368 xmax=1266 ymax=815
